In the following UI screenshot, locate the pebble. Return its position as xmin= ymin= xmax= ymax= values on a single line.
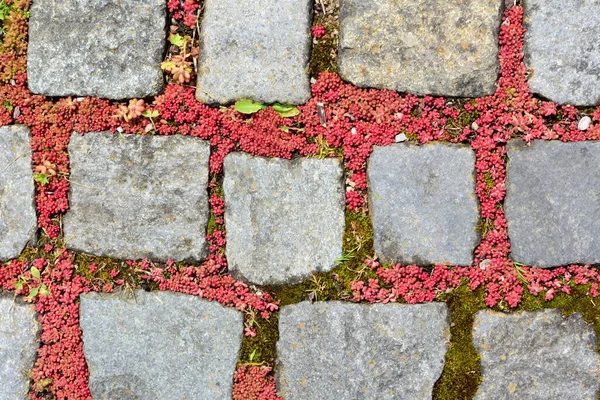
xmin=578 ymin=116 xmax=592 ymax=131
xmin=395 ymin=133 xmax=408 ymax=142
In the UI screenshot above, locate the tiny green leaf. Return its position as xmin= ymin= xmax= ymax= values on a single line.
xmin=30 ymin=267 xmax=40 ymax=279
xmin=235 ymin=99 xmax=265 ymax=114
xmin=28 ymin=286 xmax=39 ymax=299
xmin=39 ymin=284 xmax=50 ymax=296
xmin=33 ymin=173 xmax=49 ymax=186
xmin=142 ymin=110 xmax=159 ymax=118
xmin=249 ymin=348 xmax=257 ymax=362
xmin=280 ymin=126 xmax=290 ymax=133
xmin=169 ymin=34 xmax=187 ymax=48
xmin=3 ymin=100 xmax=13 ymax=111
xmin=273 ymin=104 xmax=300 ymax=118
xmin=14 ymin=281 xmax=23 ymax=291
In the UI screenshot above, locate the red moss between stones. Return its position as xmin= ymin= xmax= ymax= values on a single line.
xmin=0 ymin=2 xmax=600 ymax=398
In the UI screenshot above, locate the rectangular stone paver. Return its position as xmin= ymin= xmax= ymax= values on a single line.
xmin=27 ymin=0 xmax=166 ymax=99
xmin=473 ymin=309 xmax=600 ymax=399
xmin=338 ymin=0 xmax=504 ymax=97
xmin=64 ymin=132 xmax=210 ymax=262
xmin=196 ymin=0 xmax=312 ymax=105
xmin=223 ymin=153 xmax=345 ymax=285
xmin=368 ymin=143 xmax=479 ymax=266
xmin=0 ymin=296 xmax=40 ymax=400
xmin=277 ymin=301 xmax=449 ymax=399
xmin=505 ymin=140 xmax=600 ymax=267
xmin=80 ymin=291 xmax=243 ymax=400
xmin=0 ymin=125 xmax=36 ymax=260
xmin=524 ymin=0 xmax=600 ymax=105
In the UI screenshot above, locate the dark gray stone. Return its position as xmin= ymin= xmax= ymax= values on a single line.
xmin=223 ymin=153 xmax=344 ymax=285
xmin=0 ymin=125 xmax=36 ymax=260
xmin=27 ymin=0 xmax=166 ymax=99
xmin=0 ymin=296 xmax=40 ymax=400
xmin=64 ymin=132 xmax=210 ymax=262
xmin=524 ymin=0 xmax=600 ymax=105
xmin=473 ymin=309 xmax=600 ymax=399
xmin=196 ymin=0 xmax=312 ymax=105
xmin=368 ymin=143 xmax=479 ymax=265
xmin=80 ymin=291 xmax=243 ymax=400
xmin=338 ymin=0 xmax=504 ymax=97
xmin=505 ymin=140 xmax=600 ymax=267
xmin=277 ymin=302 xmax=449 ymax=399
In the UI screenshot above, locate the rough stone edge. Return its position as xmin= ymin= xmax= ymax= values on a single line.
xmin=222 ymin=153 xmax=346 ymax=286
xmin=367 ymin=142 xmax=480 ymax=266
xmin=0 ymin=125 xmax=37 ymax=261
xmin=337 ymin=0 xmax=505 ymax=98
xmin=63 ymin=131 xmax=211 ymax=263
xmin=195 ymin=0 xmax=314 ymax=105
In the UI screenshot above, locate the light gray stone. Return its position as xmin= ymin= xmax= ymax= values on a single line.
xmin=524 ymin=0 xmax=600 ymax=105
xmin=27 ymin=0 xmax=166 ymax=99
xmin=64 ymin=132 xmax=210 ymax=262
xmin=0 ymin=296 xmax=40 ymax=400
xmin=473 ymin=309 xmax=600 ymax=399
xmin=338 ymin=0 xmax=504 ymax=97
xmin=505 ymin=140 xmax=600 ymax=267
xmin=80 ymin=291 xmax=243 ymax=400
xmin=368 ymin=143 xmax=479 ymax=265
xmin=223 ymin=153 xmax=344 ymax=285
xmin=196 ymin=0 xmax=312 ymax=105
xmin=578 ymin=116 xmax=592 ymax=131
xmin=0 ymin=125 xmax=36 ymax=260
xmin=277 ymin=301 xmax=449 ymax=399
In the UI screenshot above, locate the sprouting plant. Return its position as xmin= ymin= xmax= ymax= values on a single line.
xmin=513 ymin=262 xmax=529 ymax=284
xmin=14 ymin=266 xmax=50 ymax=302
xmin=234 ymin=99 xmax=300 ymax=118
xmin=305 ymin=273 xmax=327 ymax=302
xmin=161 ymin=34 xmax=196 ymax=84
xmin=141 ymin=109 xmax=160 ymax=133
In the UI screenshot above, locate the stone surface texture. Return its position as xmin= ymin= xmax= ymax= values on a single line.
xmin=64 ymin=132 xmax=210 ymax=262
xmin=197 ymin=0 xmax=312 ymax=105
xmin=277 ymin=302 xmax=449 ymax=399
xmin=27 ymin=0 xmax=166 ymax=99
xmin=473 ymin=309 xmax=600 ymax=399
xmin=338 ymin=0 xmax=504 ymax=97
xmin=505 ymin=140 xmax=600 ymax=267
xmin=0 ymin=296 xmax=40 ymax=400
xmin=0 ymin=125 xmax=36 ymax=260
xmin=524 ymin=0 xmax=600 ymax=105
xmin=80 ymin=291 xmax=243 ymax=400
xmin=368 ymin=143 xmax=479 ymax=265
xmin=223 ymin=153 xmax=344 ymax=285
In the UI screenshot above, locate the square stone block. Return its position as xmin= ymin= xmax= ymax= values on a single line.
xmin=524 ymin=0 xmax=600 ymax=105
xmin=338 ymin=0 xmax=504 ymax=97
xmin=27 ymin=0 xmax=166 ymax=99
xmin=0 ymin=296 xmax=40 ymax=400
xmin=473 ymin=309 xmax=599 ymax=399
xmin=0 ymin=125 xmax=36 ymax=260
xmin=505 ymin=140 xmax=600 ymax=267
xmin=80 ymin=291 xmax=243 ymax=399
xmin=223 ymin=153 xmax=345 ymax=285
xmin=64 ymin=132 xmax=210 ymax=262
xmin=196 ymin=0 xmax=312 ymax=105
xmin=368 ymin=143 xmax=479 ymax=265
xmin=277 ymin=302 xmax=449 ymax=399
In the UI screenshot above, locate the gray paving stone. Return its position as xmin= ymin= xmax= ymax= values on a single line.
xmin=368 ymin=143 xmax=479 ymax=266
xmin=338 ymin=0 xmax=504 ymax=97
xmin=64 ymin=132 xmax=210 ymax=262
xmin=80 ymin=291 xmax=243 ymax=400
xmin=524 ymin=0 xmax=600 ymax=105
xmin=223 ymin=153 xmax=344 ymax=285
xmin=0 ymin=125 xmax=36 ymax=260
xmin=473 ymin=309 xmax=600 ymax=399
xmin=196 ymin=0 xmax=312 ymax=105
xmin=0 ymin=296 xmax=40 ymax=400
xmin=277 ymin=301 xmax=449 ymax=399
xmin=27 ymin=0 xmax=166 ymax=99
xmin=505 ymin=140 xmax=600 ymax=267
